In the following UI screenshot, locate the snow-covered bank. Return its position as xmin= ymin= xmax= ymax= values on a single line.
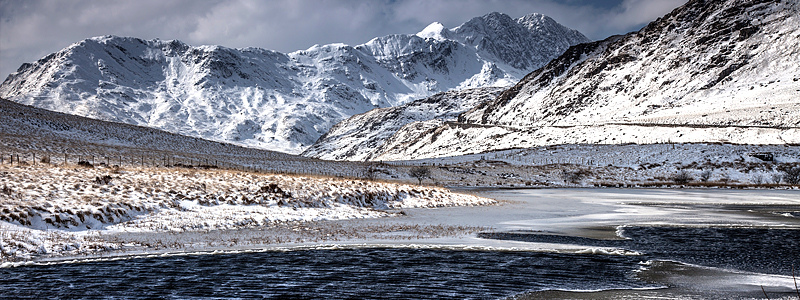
xmin=386 ymin=143 xmax=800 ymax=188
xmin=0 ymin=164 xmax=493 ymax=262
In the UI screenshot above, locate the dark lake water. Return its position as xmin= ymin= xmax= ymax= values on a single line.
xmin=2 ymin=226 xmax=799 ymax=299
xmin=2 ymin=248 xmax=645 ymax=299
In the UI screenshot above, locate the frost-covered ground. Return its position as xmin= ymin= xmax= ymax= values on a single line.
xmin=384 ymin=143 xmax=800 ymax=188
xmin=0 ymin=164 xmax=492 ymax=263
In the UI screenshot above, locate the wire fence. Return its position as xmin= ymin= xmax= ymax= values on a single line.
xmin=0 ymin=150 xmax=406 ymax=180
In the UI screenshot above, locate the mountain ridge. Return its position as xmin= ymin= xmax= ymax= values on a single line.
xmin=0 ymin=12 xmax=589 ymax=154
xmin=317 ymin=0 xmax=800 ymax=161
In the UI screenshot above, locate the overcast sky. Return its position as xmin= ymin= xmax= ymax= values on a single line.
xmin=0 ymin=0 xmax=687 ymax=78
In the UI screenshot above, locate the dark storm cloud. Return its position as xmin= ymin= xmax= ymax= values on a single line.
xmin=0 ymin=0 xmax=687 ymax=78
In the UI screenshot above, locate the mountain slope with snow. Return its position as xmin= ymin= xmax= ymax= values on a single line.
xmin=0 ymin=97 xmax=299 ymax=162
xmin=370 ymin=0 xmax=800 ymax=160
xmin=302 ymin=87 xmax=504 ymax=161
xmin=0 ymin=13 xmax=588 ymax=154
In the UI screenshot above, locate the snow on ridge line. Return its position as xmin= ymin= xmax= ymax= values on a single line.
xmin=0 ymin=12 xmax=590 ymax=155
xmin=374 ymin=0 xmax=800 ymax=160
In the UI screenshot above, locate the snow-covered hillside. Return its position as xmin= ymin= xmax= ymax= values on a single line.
xmin=0 ymin=97 xmax=298 ymax=163
xmin=0 ymin=97 xmax=412 ymax=181
xmin=0 ymin=12 xmax=588 ymax=154
xmin=368 ymin=0 xmax=800 ymax=160
xmin=302 ymin=87 xmax=504 ymax=161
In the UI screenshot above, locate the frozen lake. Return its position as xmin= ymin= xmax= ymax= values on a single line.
xmin=2 ymin=188 xmax=799 ymax=299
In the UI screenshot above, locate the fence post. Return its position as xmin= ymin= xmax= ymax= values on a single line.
xmin=64 ymin=153 xmax=67 ymax=166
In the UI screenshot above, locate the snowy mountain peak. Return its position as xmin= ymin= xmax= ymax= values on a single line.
xmin=1 ymin=13 xmax=589 ymax=154
xmin=358 ymin=0 xmax=800 ymax=161
xmin=455 ymin=11 xmax=517 ymax=35
xmin=516 ymin=13 xmax=556 ymax=31
xmin=452 ymin=12 xmax=590 ymax=70
xmin=417 ymin=22 xmax=450 ymax=40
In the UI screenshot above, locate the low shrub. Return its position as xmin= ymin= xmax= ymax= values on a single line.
xmin=560 ymin=169 xmax=588 ymax=184
xmin=784 ymin=167 xmax=800 ymax=185
xmin=699 ymin=170 xmax=712 ymax=182
xmin=771 ymin=173 xmax=783 ymax=184
xmin=94 ymin=175 xmax=113 ymax=185
xmin=751 ymin=174 xmax=765 ymax=185
xmin=672 ymin=170 xmax=693 ymax=184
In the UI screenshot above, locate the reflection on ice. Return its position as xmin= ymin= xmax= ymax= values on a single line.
xmin=636 ymin=260 xmax=799 ymax=295
xmin=454 ymin=188 xmax=800 ymax=238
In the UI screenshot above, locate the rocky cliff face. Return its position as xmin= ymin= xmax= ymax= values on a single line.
xmin=359 ymin=0 xmax=800 ymax=160
xmin=0 ymin=12 xmax=588 ymax=154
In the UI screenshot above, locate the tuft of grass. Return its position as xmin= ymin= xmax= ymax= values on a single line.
xmin=94 ymin=175 xmax=113 ymax=185
xmin=762 ymin=265 xmax=800 ymax=300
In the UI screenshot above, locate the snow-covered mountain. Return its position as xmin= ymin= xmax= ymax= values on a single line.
xmin=365 ymin=0 xmax=800 ymax=161
xmin=302 ymin=87 xmax=504 ymax=161
xmin=0 ymin=12 xmax=588 ymax=154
